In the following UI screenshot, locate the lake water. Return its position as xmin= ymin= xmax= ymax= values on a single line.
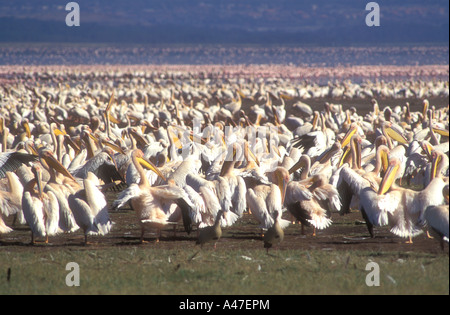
xmin=0 ymin=43 xmax=448 ymax=67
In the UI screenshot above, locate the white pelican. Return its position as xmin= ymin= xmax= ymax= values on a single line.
xmin=219 ymin=144 xmax=248 ymax=218
xmin=289 ymin=141 xmax=341 ymax=181
xmin=263 ymin=210 xmax=284 ymax=253
xmin=246 ymin=167 xmax=291 ymax=232
xmin=112 ymin=149 xmax=194 ymax=243
xmin=290 ymin=111 xmax=335 ymax=159
xmin=359 ymin=150 xmax=448 ymax=243
xmin=285 ymin=173 xmax=340 ymax=236
xmin=38 ymin=148 xmax=80 ymax=233
xmin=185 ymin=172 xmax=222 ymax=228
xmin=68 ymin=172 xmax=113 ymax=245
xmin=22 ymin=164 xmax=60 ymax=244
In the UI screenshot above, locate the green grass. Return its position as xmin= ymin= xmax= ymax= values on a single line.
xmin=0 ymin=246 xmax=448 ymax=295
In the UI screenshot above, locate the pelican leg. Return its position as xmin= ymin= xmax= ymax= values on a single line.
xmin=289 ymin=213 xmax=296 ymax=224
xmin=45 ymin=235 xmax=49 ymax=244
xmin=426 ymin=230 xmax=434 ymax=239
xmin=84 ymin=234 xmax=90 ymax=246
xmin=360 ymin=207 xmax=374 ymax=238
xmin=312 ymin=227 xmax=316 ymax=237
xmin=140 ymin=228 xmax=148 ymax=244
xmin=405 ymin=236 xmax=413 ymax=244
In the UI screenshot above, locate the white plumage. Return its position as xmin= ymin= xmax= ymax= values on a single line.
xmin=68 ymin=172 xmax=113 ymax=244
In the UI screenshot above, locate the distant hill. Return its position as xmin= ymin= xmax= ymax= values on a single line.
xmin=0 ymin=0 xmax=448 ymax=44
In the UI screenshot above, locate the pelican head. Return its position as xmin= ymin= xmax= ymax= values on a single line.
xmin=318 ymin=141 xmax=341 ymax=164
xmin=430 ymin=150 xmax=448 ymax=181
xmin=289 ymin=154 xmax=310 ymax=176
xmin=22 ymin=118 xmax=32 ymax=138
xmin=374 ymin=135 xmax=388 ymax=149
xmin=338 ymin=135 xmax=360 ymax=169
xmin=382 ymin=121 xmax=408 ymax=145
xmin=133 ymin=149 xmax=167 ymax=182
xmin=378 ymin=157 xmax=401 ymax=195
xmin=340 ymin=123 xmax=358 ymax=148
xmin=243 ymin=141 xmax=260 ymax=167
xmin=431 ymin=125 xmax=450 ymax=137
xmin=377 ymin=145 xmax=390 ymax=173
xmin=422 ymin=99 xmax=429 ymax=117
xmin=39 ymin=148 xmax=77 ymax=182
xmin=308 ymin=173 xmax=328 ymax=192
xmin=273 ymin=167 xmax=290 ymax=204
xmin=420 ymin=140 xmax=434 ymax=161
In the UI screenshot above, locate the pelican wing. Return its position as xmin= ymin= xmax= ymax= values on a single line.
xmin=246 ymin=187 xmax=273 ymax=229
xmin=112 ymin=183 xmax=142 ymax=210
xmin=231 ymin=175 xmax=247 ymax=217
xmin=359 ymin=187 xmax=401 ymax=227
xmin=44 ymin=184 xmax=79 ymax=233
xmin=151 ymin=184 xmax=194 ymax=234
xmin=68 ymin=193 xmax=97 ymax=235
xmin=84 ymin=175 xmax=107 ymax=215
xmin=186 ymin=173 xmax=221 ymax=217
xmin=42 ymin=191 xmax=61 ymax=236
xmin=22 ymin=192 xmax=46 ymax=237
xmin=0 ymin=172 xmax=23 ymax=216
xmin=84 ymin=175 xmax=113 ymax=235
xmin=0 ymin=152 xmax=38 ymax=179
xmin=183 ymin=185 xmax=205 ymax=225
xmin=387 ymin=193 xmax=423 ymax=239
xmin=312 ymin=184 xmax=342 ymax=213
xmin=336 ymin=165 xmax=370 ymax=214
xmin=285 ymin=181 xmax=312 ymax=206
xmin=0 ymin=193 xmax=21 ymax=217
xmin=215 ymin=177 xmax=232 ymax=212
xmin=198 ymin=185 xmax=221 ymax=217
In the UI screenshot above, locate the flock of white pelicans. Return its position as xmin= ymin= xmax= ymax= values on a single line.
xmin=0 ymin=85 xmax=448 ymax=252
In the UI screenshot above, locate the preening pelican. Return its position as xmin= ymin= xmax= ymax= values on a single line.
xmin=218 ymin=142 xmax=248 ymax=218
xmin=21 ymin=164 xmax=60 ymax=244
xmin=68 ymin=172 xmax=113 ymax=245
xmin=246 ymin=167 xmax=291 ymax=232
xmin=112 ymin=149 xmax=194 ymax=243
xmin=38 ymin=148 xmax=79 ymax=233
xmin=359 ymin=150 xmax=448 ymax=242
xmin=285 ymin=173 xmax=340 ymax=235
xmin=290 ymin=111 xmax=335 ymax=159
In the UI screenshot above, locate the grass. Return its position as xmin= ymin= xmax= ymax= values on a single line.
xmin=0 ymin=245 xmax=448 ymax=295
